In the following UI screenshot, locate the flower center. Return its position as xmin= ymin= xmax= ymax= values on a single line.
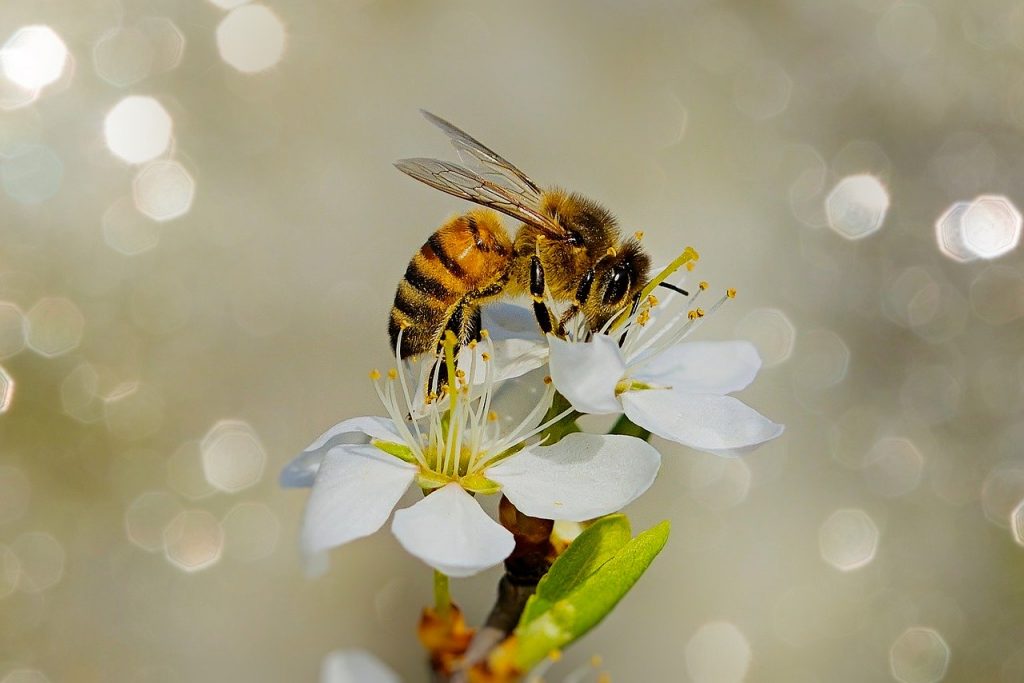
xmin=369 ymin=327 xmax=567 ymax=496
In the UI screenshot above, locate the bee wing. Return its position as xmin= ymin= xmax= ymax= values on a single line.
xmin=419 ymin=110 xmax=543 ymax=197
xmin=395 ymin=157 xmax=566 ymax=239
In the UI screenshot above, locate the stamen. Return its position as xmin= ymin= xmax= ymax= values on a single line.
xmin=468 ymin=333 xmax=498 ymax=472
xmin=387 ymin=368 xmax=397 ymax=380
xmin=627 ymin=286 xmax=730 ymax=374
xmin=478 ymin=333 xmax=498 ymax=439
xmin=651 ymin=291 xmax=730 ymax=354
xmin=484 ymin=383 xmax=570 ymax=465
xmin=727 ymin=287 xmax=737 ymax=298
xmin=464 ymin=345 xmax=482 ymax=460
xmin=393 ymin=328 xmax=423 ymax=447
xmin=610 ymin=246 xmax=699 ymax=331
xmin=371 ymin=374 xmax=424 ymax=464
xmin=698 ymin=280 xmax=708 ymax=291
xmin=369 ymin=369 xmax=381 ymax=380
xmin=442 ymin=331 xmax=459 ymax=476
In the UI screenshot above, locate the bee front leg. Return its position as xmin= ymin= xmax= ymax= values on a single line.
xmin=555 ymin=268 xmax=595 ymax=337
xmin=616 ymin=291 xmax=644 ymax=347
xmin=529 ymin=255 xmax=555 ymax=335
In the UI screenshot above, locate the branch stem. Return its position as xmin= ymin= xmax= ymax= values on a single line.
xmin=434 ymin=570 xmax=451 ymax=619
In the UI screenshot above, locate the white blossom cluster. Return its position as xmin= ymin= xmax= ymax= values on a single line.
xmin=282 ymin=269 xmax=782 ymax=578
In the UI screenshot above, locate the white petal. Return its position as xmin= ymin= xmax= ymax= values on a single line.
xmin=622 ymin=389 xmax=783 ymax=452
xmin=487 ymin=433 xmax=661 ymax=521
xmin=631 ymin=341 xmax=762 ymax=395
xmin=280 ymin=450 xmax=332 ymax=489
xmin=482 ymin=302 xmax=545 ymax=343
xmin=321 ymin=649 xmax=401 ymax=683
xmin=301 ymin=445 xmax=417 ymax=555
xmin=488 ymin=367 xmax=555 ymax=436
xmin=281 ymin=416 xmax=404 ymax=487
xmin=547 ymin=334 xmax=625 ymax=414
xmin=458 ymin=335 xmax=548 ymax=387
xmin=391 ymin=483 xmax=514 ymax=578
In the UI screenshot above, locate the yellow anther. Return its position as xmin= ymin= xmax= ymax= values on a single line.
xmin=455 ymin=369 xmax=465 ymax=379
xmin=387 ymin=368 xmax=397 ymax=380
xmin=597 ymin=673 xmax=612 ymax=683
xmin=687 ymin=310 xmax=699 ymax=320
xmin=487 ymin=410 xmax=498 ymax=422
xmin=480 ymin=329 xmax=490 ymax=339
xmin=591 ymin=655 xmax=604 ymax=668
xmin=686 ymin=261 xmax=695 ymax=271
xmin=637 ymin=309 xmax=651 ymax=326
xmin=369 ymin=369 xmax=381 ymax=380
xmin=699 ymin=280 xmax=708 ymax=291
xmin=468 ymin=340 xmax=478 ymax=349
xmin=481 ymin=352 xmax=491 ymax=361
xmin=647 ymin=294 xmax=658 ymax=306
xmin=606 ymin=246 xmax=617 ymax=257
xmin=543 ymin=375 xmax=553 ymax=385
xmin=548 ymin=649 xmax=562 ymax=662
xmin=727 ymin=287 xmax=737 ymax=298
xmin=696 ymin=307 xmax=705 ymax=317
xmin=425 ymin=392 xmax=435 ymax=404
xmin=633 ymin=230 xmax=645 ymax=240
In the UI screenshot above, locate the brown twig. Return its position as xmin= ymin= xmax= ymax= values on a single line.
xmin=444 ymin=496 xmax=555 ymax=682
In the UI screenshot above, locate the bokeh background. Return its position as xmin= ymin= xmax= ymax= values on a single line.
xmin=2 ymin=0 xmax=1023 ymax=681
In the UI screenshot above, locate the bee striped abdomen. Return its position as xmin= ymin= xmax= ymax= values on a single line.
xmin=389 ymin=209 xmax=513 ymax=359
xmin=403 ymin=257 xmax=455 ymax=302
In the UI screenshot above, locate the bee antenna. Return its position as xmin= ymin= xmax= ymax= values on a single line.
xmin=657 ymin=281 xmax=689 ymax=297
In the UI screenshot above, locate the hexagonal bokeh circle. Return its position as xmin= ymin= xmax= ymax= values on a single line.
xmin=132 ymin=160 xmax=195 ymax=221
xmin=200 ymin=420 xmax=266 ymax=493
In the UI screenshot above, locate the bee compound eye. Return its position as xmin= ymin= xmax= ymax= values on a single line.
xmin=603 ymin=265 xmax=631 ymax=305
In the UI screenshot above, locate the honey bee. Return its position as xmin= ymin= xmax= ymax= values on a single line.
xmin=389 ymin=111 xmax=652 ymax=362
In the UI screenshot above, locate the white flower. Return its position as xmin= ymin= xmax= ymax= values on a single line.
xmin=548 ymin=260 xmax=783 ymax=455
xmin=283 ymin=331 xmax=661 ymax=578
xmin=279 ymin=303 xmax=546 ymax=489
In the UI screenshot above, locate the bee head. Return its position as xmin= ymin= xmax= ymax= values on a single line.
xmin=582 ymin=239 xmax=651 ymax=331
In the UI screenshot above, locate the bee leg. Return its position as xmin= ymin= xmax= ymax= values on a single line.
xmin=617 ymin=291 xmax=644 ymax=346
xmin=529 ymin=255 xmax=555 ymax=335
xmin=428 ymin=302 xmax=471 ymax=391
xmin=462 ymin=306 xmax=482 ymax=344
xmin=555 ymin=268 xmax=595 ymax=337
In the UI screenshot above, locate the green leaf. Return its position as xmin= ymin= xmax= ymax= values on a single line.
xmin=519 ymin=514 xmax=632 ymax=627
xmin=513 ymin=520 xmax=670 ymax=671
